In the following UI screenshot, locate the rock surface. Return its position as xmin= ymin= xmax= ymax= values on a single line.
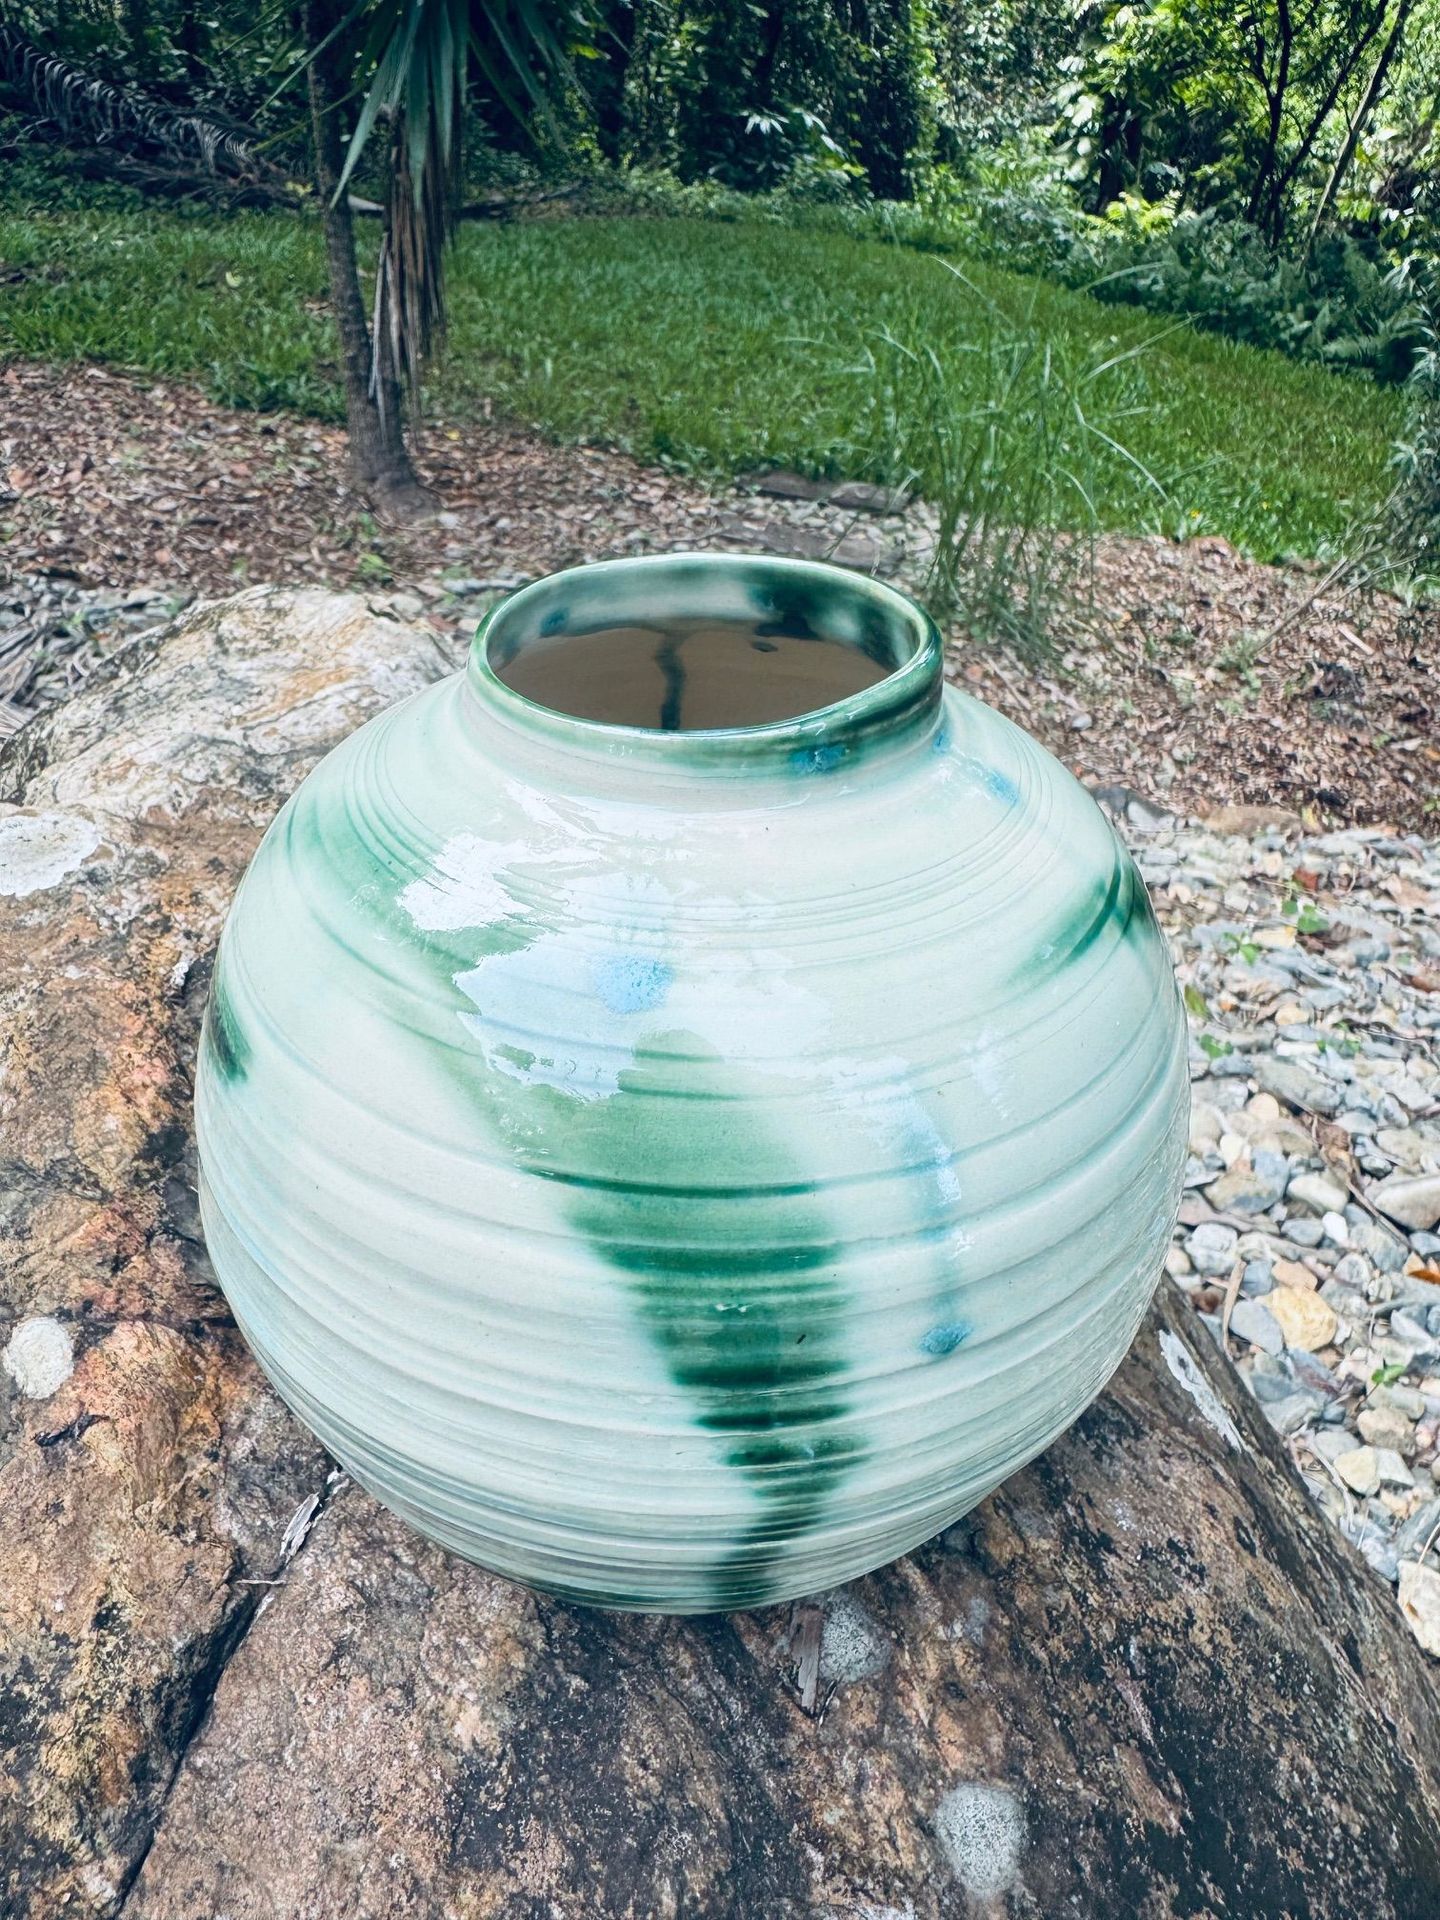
xmin=4 ymin=590 xmax=1440 ymax=1920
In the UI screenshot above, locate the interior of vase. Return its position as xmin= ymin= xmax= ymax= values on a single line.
xmin=483 ymin=555 xmax=930 ymax=733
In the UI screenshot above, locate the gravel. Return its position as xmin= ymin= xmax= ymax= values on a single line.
xmin=1140 ymin=805 xmax=1440 ymax=1652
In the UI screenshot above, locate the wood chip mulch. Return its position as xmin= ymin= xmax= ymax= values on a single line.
xmin=2 ymin=359 xmax=1435 ymax=829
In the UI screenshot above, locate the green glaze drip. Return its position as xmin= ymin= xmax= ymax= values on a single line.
xmin=205 ymin=960 xmax=251 ymax=1084
xmin=276 ymin=775 xmax=863 ymax=1607
xmin=559 ymin=1045 xmax=862 ymax=1607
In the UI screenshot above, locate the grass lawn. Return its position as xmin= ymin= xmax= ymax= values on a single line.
xmin=0 ymin=205 xmax=1403 ymax=560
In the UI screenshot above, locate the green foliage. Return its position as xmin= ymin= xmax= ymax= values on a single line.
xmin=597 ymin=158 xmax=1433 ymax=380
xmin=1059 ymin=0 xmax=1404 ymax=242
xmin=0 ymin=203 xmax=1402 ymax=559
xmin=5 ymin=0 xmax=1436 ymax=399
xmin=654 ymin=0 xmax=922 ymax=197
xmin=1077 ymin=209 xmax=1430 ymax=382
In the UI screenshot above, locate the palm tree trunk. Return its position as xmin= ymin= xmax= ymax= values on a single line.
xmin=303 ymin=0 xmax=430 ymax=518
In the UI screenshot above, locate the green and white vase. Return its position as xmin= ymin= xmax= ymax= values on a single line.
xmin=196 ymin=553 xmax=1187 ymax=1613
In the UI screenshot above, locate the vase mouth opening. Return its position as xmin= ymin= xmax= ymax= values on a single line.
xmin=469 ymin=553 xmax=942 ymax=772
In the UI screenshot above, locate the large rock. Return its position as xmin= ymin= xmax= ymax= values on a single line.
xmin=0 ymin=592 xmax=445 ymax=1916
xmin=4 ymin=590 xmax=1439 ymax=1920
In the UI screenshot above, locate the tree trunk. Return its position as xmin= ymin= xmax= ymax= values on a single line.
xmin=1304 ymin=0 xmax=1417 ymax=260
xmin=1246 ymin=1 xmax=1294 ymax=245
xmin=302 ymin=0 xmax=430 ymax=519
xmin=3 ymin=589 xmax=1439 ymax=1920
xmin=591 ymin=0 xmax=638 ymax=166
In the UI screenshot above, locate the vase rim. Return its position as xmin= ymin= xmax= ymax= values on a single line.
xmin=466 ymin=552 xmax=944 ymax=775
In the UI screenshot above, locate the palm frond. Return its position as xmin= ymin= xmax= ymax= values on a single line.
xmin=334 ymin=0 xmax=575 ymax=419
xmin=0 ymin=24 xmax=266 ymax=179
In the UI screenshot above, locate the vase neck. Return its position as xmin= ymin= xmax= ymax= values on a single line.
xmin=463 ymin=553 xmax=944 ymax=789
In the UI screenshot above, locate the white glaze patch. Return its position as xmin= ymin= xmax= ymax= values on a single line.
xmin=1160 ymin=1329 xmax=1242 ymax=1451
xmin=400 ymin=830 xmax=537 ymax=931
xmin=3 ymin=1317 xmax=75 ymax=1398
xmin=0 ymin=809 xmax=100 ymax=898
xmin=818 ymin=1591 xmax=891 ymax=1684
xmin=934 ymin=1782 xmax=1026 ymax=1898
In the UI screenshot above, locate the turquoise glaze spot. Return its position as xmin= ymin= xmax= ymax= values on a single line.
xmin=194 ymin=551 xmax=1188 ymax=1616
xmin=921 ymin=1321 xmax=972 ymax=1357
xmin=591 ymin=954 xmax=674 ymax=1015
xmin=792 ymin=742 xmax=847 ymax=774
xmin=980 ymin=765 xmax=1019 ymax=806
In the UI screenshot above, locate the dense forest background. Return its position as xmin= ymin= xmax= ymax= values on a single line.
xmin=4 ymin=0 xmax=1436 ymax=381
xmin=0 ymin=0 xmax=1435 ymax=598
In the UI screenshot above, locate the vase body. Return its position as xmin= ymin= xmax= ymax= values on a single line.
xmin=196 ymin=554 xmax=1187 ymax=1612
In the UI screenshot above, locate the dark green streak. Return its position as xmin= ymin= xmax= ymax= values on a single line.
xmin=204 ymin=959 xmax=251 ymax=1084
xmin=540 ymin=1045 xmax=863 ymax=1607
xmin=1017 ymin=845 xmax=1156 ymax=989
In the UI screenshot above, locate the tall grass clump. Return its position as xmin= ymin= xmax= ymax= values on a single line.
xmin=842 ymin=267 xmax=1160 ymax=649
xmin=1386 ymin=321 xmax=1440 ymax=593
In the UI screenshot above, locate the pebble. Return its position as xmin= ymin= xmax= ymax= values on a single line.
xmin=1388 ymin=1312 xmax=1440 ymax=1368
xmin=1229 ymin=1298 xmax=1285 ymax=1356
xmin=1263 ymin=1391 xmax=1324 ymax=1436
xmin=1288 ymin=1348 xmax=1340 ymax=1395
xmin=1396 ymin=1498 xmax=1440 ymax=1557
xmin=1343 ymin=1514 xmax=1402 ymax=1581
xmin=1207 ymin=1157 xmax=1289 ymax=1212
xmin=1371 ymin=1382 xmax=1429 ymax=1421
xmin=1187 ymin=1222 xmax=1238 ymax=1277
xmin=1353 ymin=1221 xmax=1409 ymax=1271
xmin=1253 ymin=1056 xmax=1343 ymax=1115
xmin=1287 ymin=1171 xmax=1349 ymax=1214
xmin=1266 ymin=1286 xmax=1338 ymax=1352
xmin=1335 ymin=1446 xmax=1381 ymax=1495
xmin=1375 ymin=1447 xmax=1416 ymax=1488
xmin=1398 ymin=1562 xmax=1440 ymax=1656
xmin=1246 ymin=1358 xmax=1296 ymax=1404
xmin=1321 ymin=1210 xmax=1350 ymax=1247
xmin=1357 ymin=1406 xmax=1417 ymax=1454
xmin=1331 ymin=1252 xmax=1372 ymax=1290
xmin=1371 ymin=1174 xmax=1440 ymax=1232
xmin=1240 ymin=1258 xmax=1273 ymax=1297
xmin=1271 ymin=1257 xmax=1316 ymax=1289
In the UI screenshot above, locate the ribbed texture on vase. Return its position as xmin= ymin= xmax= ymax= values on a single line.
xmin=196 ymin=560 xmax=1187 ymax=1612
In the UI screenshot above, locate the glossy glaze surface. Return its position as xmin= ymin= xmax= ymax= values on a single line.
xmin=196 ymin=554 xmax=1187 ymax=1611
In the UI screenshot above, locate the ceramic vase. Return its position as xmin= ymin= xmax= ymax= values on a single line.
xmin=196 ymin=553 xmax=1188 ymax=1612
